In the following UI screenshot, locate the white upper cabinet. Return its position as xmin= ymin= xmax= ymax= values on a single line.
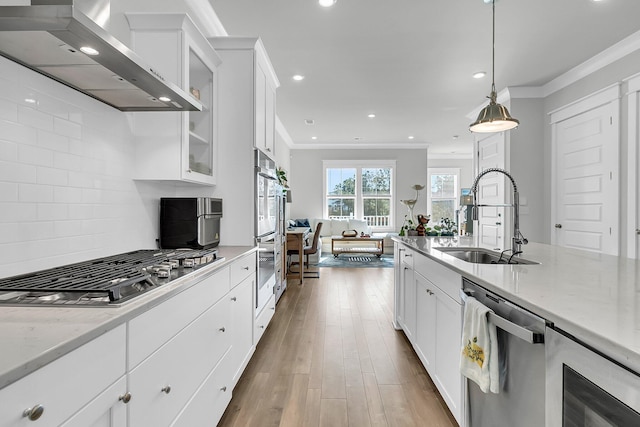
xmin=127 ymin=13 xmax=222 ymax=185
xmin=208 ymin=37 xmax=279 ymax=160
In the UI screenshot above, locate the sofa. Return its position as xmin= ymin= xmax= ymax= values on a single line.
xmin=290 ymin=218 xmax=396 ymax=265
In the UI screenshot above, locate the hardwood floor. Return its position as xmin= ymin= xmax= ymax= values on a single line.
xmin=218 ymin=267 xmax=457 ymax=427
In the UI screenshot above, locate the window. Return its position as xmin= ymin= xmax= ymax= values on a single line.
xmin=324 ymin=161 xmax=395 ymax=230
xmin=427 ymin=168 xmax=459 ymax=223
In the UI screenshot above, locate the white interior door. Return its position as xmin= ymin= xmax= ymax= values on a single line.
xmin=553 ymin=102 xmax=619 ymax=255
xmin=476 ymin=133 xmax=507 ymax=249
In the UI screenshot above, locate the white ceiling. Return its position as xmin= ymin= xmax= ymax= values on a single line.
xmin=209 ymin=0 xmax=640 ymax=155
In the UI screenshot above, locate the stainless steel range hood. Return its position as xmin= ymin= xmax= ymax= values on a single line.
xmin=0 ymin=0 xmax=202 ymax=112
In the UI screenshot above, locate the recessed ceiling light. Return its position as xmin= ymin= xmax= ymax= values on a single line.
xmin=452 ymin=135 xmax=459 ymax=139
xmin=408 ymin=136 xmax=415 ymax=140
xmin=158 ymin=96 xmax=171 ymax=102
xmin=319 ymin=0 xmax=337 ymax=7
xmin=354 ymin=137 xmax=363 ymax=141
xmin=473 ymin=71 xmax=486 ymax=79
xmin=311 ymin=136 xmax=318 ymax=140
xmin=292 ymin=74 xmax=305 ymax=81
xmin=367 ymin=113 xmax=376 ymax=118
xmin=305 ymin=119 xmax=315 ymax=125
xmin=80 ymin=46 xmax=99 ymax=56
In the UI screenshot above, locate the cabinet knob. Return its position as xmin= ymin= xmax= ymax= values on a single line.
xmin=119 ymin=392 xmax=132 ymax=404
xmin=266 ymin=148 xmax=271 ymax=152
xmin=495 ymin=222 xmax=502 ymax=226
xmin=555 ymin=224 xmax=562 ymax=229
xmin=404 ymin=253 xmax=412 ymax=257
xmin=635 ymin=229 xmax=640 ymax=235
xmin=243 ymin=266 xmax=250 ymax=270
xmin=426 ymin=289 xmax=434 ymax=296
xmin=259 ymin=325 xmax=265 ymax=329
xmin=219 ymin=327 xmax=226 ymax=332
xmin=23 ymin=405 xmax=44 ymax=421
xmin=220 ymin=386 xmax=228 ymax=392
xmin=231 ymin=296 xmax=237 ymax=301
xmin=161 ymin=385 xmax=172 ymax=394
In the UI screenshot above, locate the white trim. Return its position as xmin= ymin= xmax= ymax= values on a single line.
xmin=627 ymin=74 xmax=640 ymax=258
xmin=548 ymin=83 xmax=620 ymax=124
xmin=543 ymin=29 xmax=640 ymax=97
xmin=275 ymin=116 xmax=294 ymax=148
xmin=508 ymin=86 xmax=545 ymax=99
xmin=185 ymin=0 xmax=228 ymax=37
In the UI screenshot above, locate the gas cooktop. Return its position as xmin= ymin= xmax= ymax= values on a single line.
xmin=0 ymin=249 xmax=224 ymax=307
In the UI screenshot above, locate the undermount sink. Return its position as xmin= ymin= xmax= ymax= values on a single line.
xmin=434 ymin=247 xmax=539 ymax=265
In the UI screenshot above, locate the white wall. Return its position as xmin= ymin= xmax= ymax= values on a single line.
xmin=428 ymin=157 xmax=473 ymax=189
xmin=288 ymin=148 xmax=428 ymax=231
xmin=0 ymin=57 xmax=180 ymax=277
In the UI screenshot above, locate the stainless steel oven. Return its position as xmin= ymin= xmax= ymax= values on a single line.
xmin=255 ymin=150 xmax=277 ymax=312
xmin=546 ymin=327 xmax=640 ymax=426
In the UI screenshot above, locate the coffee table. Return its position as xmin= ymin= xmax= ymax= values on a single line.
xmin=331 ymin=236 xmax=384 ymax=258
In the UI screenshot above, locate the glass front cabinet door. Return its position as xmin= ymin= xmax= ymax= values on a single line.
xmin=127 ymin=13 xmax=221 ymax=185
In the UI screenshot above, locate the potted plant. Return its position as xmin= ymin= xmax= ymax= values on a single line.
xmin=434 ymin=218 xmax=458 ymax=236
xmin=399 ymin=215 xmax=417 ymax=236
xmin=276 ymin=167 xmax=288 ymax=188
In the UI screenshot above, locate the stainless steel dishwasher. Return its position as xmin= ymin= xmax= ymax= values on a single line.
xmin=462 ymin=278 xmax=549 ymax=427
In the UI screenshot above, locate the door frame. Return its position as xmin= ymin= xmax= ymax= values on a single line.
xmin=549 ymin=83 xmax=620 ymax=251
xmin=625 ymin=73 xmax=640 ymax=258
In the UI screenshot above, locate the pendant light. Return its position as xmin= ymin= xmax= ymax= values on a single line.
xmin=469 ymin=0 xmax=519 ymax=133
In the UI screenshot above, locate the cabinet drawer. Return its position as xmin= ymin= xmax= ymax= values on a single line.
xmin=129 ymin=266 xmax=230 ymax=368
xmin=230 ymin=252 xmax=256 ymax=289
xmin=400 ymin=247 xmax=415 ymax=268
xmin=255 ymin=294 xmax=275 ymax=344
xmin=129 ymin=296 xmax=231 ymax=427
xmin=0 ymin=325 xmax=126 ymax=427
xmin=171 ymin=347 xmax=234 ymax=427
xmin=414 ymin=255 xmax=461 ymax=302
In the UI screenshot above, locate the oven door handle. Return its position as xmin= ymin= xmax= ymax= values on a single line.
xmin=461 ymin=289 xmax=545 ymax=344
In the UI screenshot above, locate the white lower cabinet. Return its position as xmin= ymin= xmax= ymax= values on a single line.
xmin=128 ymin=296 xmax=231 ymax=427
xmin=230 ymin=274 xmax=256 ymax=387
xmin=255 ymin=294 xmax=276 ymax=344
xmin=60 ymin=377 xmax=127 ymax=427
xmin=395 ymin=244 xmax=464 ymax=425
xmin=0 ymin=325 xmax=126 ymax=427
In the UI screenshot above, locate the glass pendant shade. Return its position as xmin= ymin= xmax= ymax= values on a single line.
xmin=469 ymin=89 xmax=519 ymax=133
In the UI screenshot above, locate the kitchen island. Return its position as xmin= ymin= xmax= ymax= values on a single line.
xmin=0 ymin=246 xmax=258 ymax=427
xmin=394 ymin=235 xmax=640 ymax=426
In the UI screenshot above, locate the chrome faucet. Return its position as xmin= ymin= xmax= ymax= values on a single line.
xmin=470 ymin=167 xmax=528 ymax=254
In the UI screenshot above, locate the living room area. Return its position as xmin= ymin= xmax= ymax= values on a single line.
xmin=281 ymin=145 xmax=473 ymax=271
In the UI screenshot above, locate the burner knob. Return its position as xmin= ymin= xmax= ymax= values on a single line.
xmin=23 ymin=404 xmax=44 ymax=421
xmin=161 ymin=385 xmax=172 ymax=394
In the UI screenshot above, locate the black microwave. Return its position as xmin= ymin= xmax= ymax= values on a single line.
xmin=160 ymin=198 xmax=222 ymax=249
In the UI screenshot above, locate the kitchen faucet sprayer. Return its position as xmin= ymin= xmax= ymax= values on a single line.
xmin=470 ymin=167 xmax=528 ymax=254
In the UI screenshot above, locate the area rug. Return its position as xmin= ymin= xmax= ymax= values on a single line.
xmin=318 ymin=254 xmax=395 ymax=268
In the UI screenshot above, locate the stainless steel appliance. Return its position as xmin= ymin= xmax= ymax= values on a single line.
xmin=255 ymin=150 xmax=277 ymax=312
xmin=160 ymin=197 xmax=222 ymax=249
xmin=0 ymin=249 xmax=223 ymax=307
xmin=462 ymin=279 xmax=547 ymax=427
xmin=546 ymin=327 xmax=640 ymax=426
xmin=0 ymin=0 xmax=201 ymax=111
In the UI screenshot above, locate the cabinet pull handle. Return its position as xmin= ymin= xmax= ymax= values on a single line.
xmin=243 ymin=266 xmax=250 ymax=270
xmin=231 ymin=296 xmax=237 ymax=301
xmin=23 ymin=405 xmax=44 ymax=421
xmin=119 ymin=392 xmax=132 ymax=404
xmin=266 ymin=148 xmax=271 ymax=152
xmin=220 ymin=386 xmax=228 ymax=392
xmin=404 ymin=253 xmax=412 ymax=257
xmin=161 ymin=385 xmax=172 ymax=394
xmin=219 ymin=327 xmax=226 ymax=332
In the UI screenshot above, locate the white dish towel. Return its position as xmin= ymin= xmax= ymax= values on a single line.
xmin=460 ymin=296 xmax=500 ymax=394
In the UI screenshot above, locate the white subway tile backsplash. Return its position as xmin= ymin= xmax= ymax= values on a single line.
xmin=0 ymin=140 xmax=17 ymax=162
xmin=0 ymin=203 xmax=37 ymax=222
xmin=0 ymin=221 xmax=55 ymax=243
xmin=37 ymin=129 xmax=70 ymax=152
xmin=0 ymin=182 xmax=18 ymax=201
xmin=36 ymin=166 xmax=69 ymax=186
xmin=54 ymin=220 xmax=85 ymax=238
xmin=53 ymin=152 xmax=84 ymax=172
xmin=68 ymin=204 xmax=95 ymax=220
xmin=19 ymin=183 xmax=54 ymax=202
xmin=0 ymin=160 xmax=37 ymax=184
xmin=18 ymin=105 xmax=54 ymax=131
xmin=0 ymin=98 xmax=17 ymax=122
xmin=36 ymin=203 xmax=68 ymax=221
xmin=0 ymin=119 xmax=38 ymax=145
xmin=17 ymin=144 xmax=54 ymax=167
xmin=53 ymin=186 xmax=83 ymax=203
xmin=54 ymin=117 xmax=82 ymax=139
xmin=81 ymin=188 xmax=102 ymax=204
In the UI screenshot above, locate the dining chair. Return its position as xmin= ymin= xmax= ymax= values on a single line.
xmin=288 ymin=222 xmax=323 ymax=278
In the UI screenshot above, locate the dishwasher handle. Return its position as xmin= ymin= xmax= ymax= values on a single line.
xmin=460 ymin=289 xmax=544 ymax=345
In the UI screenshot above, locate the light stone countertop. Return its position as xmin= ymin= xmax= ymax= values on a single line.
xmin=0 ymin=246 xmax=256 ymax=390
xmin=393 ymin=236 xmax=640 ymax=374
